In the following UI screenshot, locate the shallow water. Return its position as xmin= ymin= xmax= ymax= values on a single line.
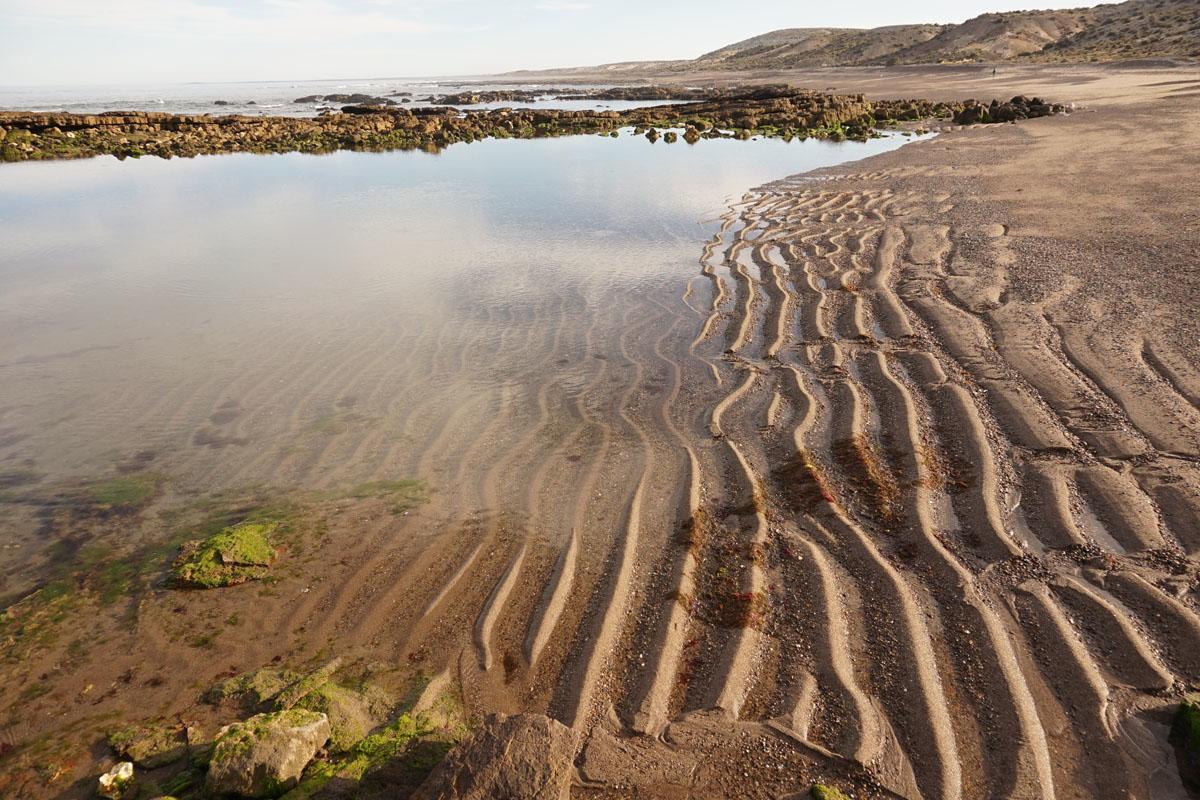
xmin=0 ymin=79 xmax=681 ymax=117
xmin=0 ymin=131 xmax=916 ymax=505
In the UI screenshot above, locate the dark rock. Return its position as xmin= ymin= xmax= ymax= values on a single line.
xmin=431 ymin=90 xmax=547 ymax=105
xmin=340 ymin=104 xmax=393 ymax=115
xmin=952 ymin=95 xmax=1065 ymax=125
xmin=1172 ymin=695 xmax=1200 ymax=789
xmin=293 ymin=93 xmax=394 ymax=106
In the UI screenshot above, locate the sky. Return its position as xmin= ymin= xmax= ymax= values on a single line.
xmin=0 ymin=0 xmax=1117 ymax=86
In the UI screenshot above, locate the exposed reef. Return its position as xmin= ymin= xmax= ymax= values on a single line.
xmin=0 ymin=86 xmax=1065 ymax=162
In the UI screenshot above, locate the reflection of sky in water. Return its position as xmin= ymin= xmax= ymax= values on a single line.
xmin=0 ymin=131 xmax=918 ymax=363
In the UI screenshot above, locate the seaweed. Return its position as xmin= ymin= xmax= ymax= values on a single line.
xmin=172 ymin=522 xmax=278 ymax=589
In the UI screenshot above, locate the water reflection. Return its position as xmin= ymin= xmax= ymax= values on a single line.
xmin=0 ymin=131 xmax=917 ymax=489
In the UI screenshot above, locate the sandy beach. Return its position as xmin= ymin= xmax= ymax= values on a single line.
xmin=2 ymin=61 xmax=1198 ymax=798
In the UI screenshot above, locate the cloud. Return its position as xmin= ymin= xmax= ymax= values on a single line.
xmin=535 ymin=1 xmax=591 ymax=10
xmin=0 ymin=0 xmax=444 ymax=40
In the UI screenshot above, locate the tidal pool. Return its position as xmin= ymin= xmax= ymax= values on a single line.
xmin=0 ymin=130 xmax=917 ymax=508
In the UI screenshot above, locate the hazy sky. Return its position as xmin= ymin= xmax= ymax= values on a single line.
xmin=1 ymin=0 xmax=1114 ymax=85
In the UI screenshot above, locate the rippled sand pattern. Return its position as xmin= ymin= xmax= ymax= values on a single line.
xmin=392 ymin=172 xmax=1200 ymax=798
xmin=3 ymin=129 xmax=1198 ymax=796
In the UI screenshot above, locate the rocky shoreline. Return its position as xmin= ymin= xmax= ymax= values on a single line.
xmin=0 ymin=87 xmax=1064 ymax=162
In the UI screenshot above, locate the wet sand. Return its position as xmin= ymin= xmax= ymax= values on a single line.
xmin=2 ymin=63 xmax=1199 ymax=797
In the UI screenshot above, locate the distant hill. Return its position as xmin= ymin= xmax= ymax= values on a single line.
xmin=694 ymin=0 xmax=1198 ymax=68
xmin=695 ymin=25 xmax=950 ymax=66
xmin=508 ymin=0 xmax=1198 ymax=77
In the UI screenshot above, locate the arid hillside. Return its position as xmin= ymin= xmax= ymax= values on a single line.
xmin=696 ymin=25 xmax=950 ymax=67
xmin=518 ymin=0 xmax=1198 ymax=76
xmin=698 ymin=0 xmax=1199 ymax=66
xmin=1038 ymin=0 xmax=1200 ymax=60
xmin=701 ymin=0 xmax=1198 ymax=66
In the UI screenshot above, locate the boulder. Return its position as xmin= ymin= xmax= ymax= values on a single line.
xmin=205 ymin=710 xmax=330 ymax=798
xmin=412 ymin=713 xmax=575 ymax=800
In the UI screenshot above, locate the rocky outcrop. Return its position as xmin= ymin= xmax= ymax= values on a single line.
xmin=205 ymin=710 xmax=330 ymax=798
xmin=294 ymin=93 xmax=396 ymax=106
xmin=953 ymin=95 xmax=1067 ymax=124
xmin=412 ymin=713 xmax=576 ymax=800
xmin=0 ymin=87 xmax=1064 ymax=163
xmin=430 ymin=90 xmax=551 ymax=105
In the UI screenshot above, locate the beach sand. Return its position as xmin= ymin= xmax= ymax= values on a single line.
xmin=2 ymin=63 xmax=1198 ymax=798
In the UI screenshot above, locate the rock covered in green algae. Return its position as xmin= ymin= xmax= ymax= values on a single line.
xmin=811 ymin=785 xmax=852 ymax=800
xmin=1 ymin=86 xmax=973 ymax=162
xmin=106 ymin=723 xmax=188 ymax=769
xmin=205 ymin=709 xmax=330 ymax=798
xmin=205 ymin=660 xmax=392 ymax=753
xmin=172 ymin=521 xmax=277 ymax=588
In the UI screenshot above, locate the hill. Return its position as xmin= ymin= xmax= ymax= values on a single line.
xmin=1039 ymin=0 xmax=1200 ymax=60
xmin=696 ymin=0 xmax=1198 ymax=67
xmin=696 ymin=25 xmax=949 ymax=66
xmin=505 ymin=0 xmax=1198 ymax=77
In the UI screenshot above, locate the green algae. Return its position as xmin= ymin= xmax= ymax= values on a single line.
xmin=812 ymin=785 xmax=852 ymax=800
xmin=172 ymin=522 xmax=277 ymax=589
xmin=212 ymin=709 xmax=326 ymax=763
xmin=1172 ymin=695 xmax=1200 ymax=788
xmin=280 ymin=712 xmax=454 ymax=800
xmin=87 ymin=473 xmax=163 ymax=511
xmin=346 ymin=479 xmax=428 ymax=514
